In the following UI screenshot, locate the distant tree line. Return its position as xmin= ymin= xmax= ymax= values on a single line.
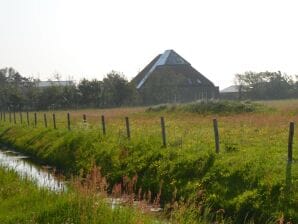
xmin=235 ymin=71 xmax=298 ymax=100
xmin=0 ymin=67 xmax=139 ymax=111
xmin=2 ymin=68 xmax=298 ymax=111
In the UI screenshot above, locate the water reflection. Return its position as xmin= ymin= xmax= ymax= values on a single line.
xmin=0 ymin=149 xmax=66 ymax=192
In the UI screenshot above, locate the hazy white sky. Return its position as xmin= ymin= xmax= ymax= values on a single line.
xmin=1 ymin=0 xmax=298 ymax=89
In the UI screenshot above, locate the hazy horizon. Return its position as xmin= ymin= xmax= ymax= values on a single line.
xmin=1 ymin=0 xmax=298 ymax=90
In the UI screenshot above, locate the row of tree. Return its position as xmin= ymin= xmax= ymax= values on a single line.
xmin=2 ymin=68 xmax=298 ymax=111
xmin=0 ymin=67 xmax=138 ymax=111
xmin=235 ymin=71 xmax=298 ymax=100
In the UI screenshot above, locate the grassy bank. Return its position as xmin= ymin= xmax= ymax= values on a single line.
xmin=0 ymin=166 xmax=158 ymax=224
xmin=0 ymin=101 xmax=298 ymax=223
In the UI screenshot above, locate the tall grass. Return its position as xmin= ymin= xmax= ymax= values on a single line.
xmin=0 ymin=100 xmax=297 ymax=223
xmin=0 ymin=166 xmax=160 ymax=224
xmin=0 ymin=164 xmax=249 ymax=224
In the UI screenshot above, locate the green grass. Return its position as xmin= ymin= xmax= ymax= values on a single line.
xmin=0 ymin=166 xmax=160 ymax=224
xmin=0 ymin=100 xmax=298 ymax=223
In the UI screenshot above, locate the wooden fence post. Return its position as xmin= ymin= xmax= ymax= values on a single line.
xmin=26 ymin=112 xmax=29 ymax=126
xmin=67 ymin=113 xmax=71 ymax=131
xmin=101 ymin=115 xmax=106 ymax=135
xmin=34 ymin=113 xmax=37 ymax=127
xmin=44 ymin=113 xmax=47 ymax=128
xmin=83 ymin=114 xmax=87 ymax=123
xmin=160 ymin=117 xmax=166 ymax=147
xmin=213 ymin=118 xmax=220 ymax=153
xmin=288 ymin=122 xmax=294 ymax=162
xmin=53 ymin=113 xmax=56 ymax=129
xmin=125 ymin=117 xmax=130 ymax=139
xmin=13 ymin=111 xmax=16 ymax=124
xmin=19 ymin=112 xmax=23 ymax=124
xmin=9 ymin=112 xmax=11 ymax=123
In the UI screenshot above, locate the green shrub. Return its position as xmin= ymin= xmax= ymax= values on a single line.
xmin=146 ymin=101 xmax=266 ymax=114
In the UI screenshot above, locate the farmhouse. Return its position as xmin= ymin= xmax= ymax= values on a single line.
xmin=132 ymin=49 xmax=219 ymax=105
xmin=36 ymin=80 xmax=74 ymax=88
xmin=220 ymin=85 xmax=246 ymax=100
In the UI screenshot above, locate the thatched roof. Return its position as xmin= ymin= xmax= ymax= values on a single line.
xmin=132 ymin=50 xmax=216 ymax=89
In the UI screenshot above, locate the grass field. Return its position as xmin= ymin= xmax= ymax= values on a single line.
xmin=0 ymin=100 xmax=297 ymax=223
xmin=0 ymin=165 xmax=163 ymax=224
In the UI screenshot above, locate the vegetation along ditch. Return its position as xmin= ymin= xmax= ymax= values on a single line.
xmin=0 ymin=101 xmax=297 ymax=223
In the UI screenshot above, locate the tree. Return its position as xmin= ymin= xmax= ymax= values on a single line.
xmin=62 ymin=85 xmax=80 ymax=109
xmin=235 ymin=71 xmax=294 ymax=100
xmin=0 ymin=67 xmax=138 ymax=110
xmin=36 ymin=85 xmax=64 ymax=110
xmin=0 ymin=67 xmax=32 ymax=110
xmin=78 ymin=79 xmax=102 ymax=107
xmin=102 ymin=71 xmax=134 ymax=106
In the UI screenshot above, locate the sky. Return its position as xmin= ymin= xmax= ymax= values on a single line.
xmin=1 ymin=0 xmax=298 ymax=89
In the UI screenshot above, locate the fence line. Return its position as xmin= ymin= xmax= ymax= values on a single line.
xmin=160 ymin=117 xmax=167 ymax=147
xmin=26 ymin=112 xmax=29 ymax=126
xmin=213 ymin=118 xmax=220 ymax=153
xmin=101 ymin=115 xmax=106 ymax=135
xmin=34 ymin=113 xmax=37 ymax=127
xmin=0 ymin=111 xmax=296 ymax=160
xmin=125 ymin=117 xmax=130 ymax=139
xmin=44 ymin=113 xmax=48 ymax=128
xmin=53 ymin=113 xmax=57 ymax=129
xmin=67 ymin=113 xmax=71 ymax=131
xmin=288 ymin=122 xmax=294 ymax=162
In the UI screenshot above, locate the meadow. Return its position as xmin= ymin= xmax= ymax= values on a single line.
xmin=0 ymin=165 xmax=161 ymax=224
xmin=0 ymin=100 xmax=297 ymax=223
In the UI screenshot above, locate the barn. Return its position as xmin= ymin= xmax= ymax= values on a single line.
xmin=132 ymin=50 xmax=219 ymax=105
xmin=220 ymin=85 xmax=247 ymax=100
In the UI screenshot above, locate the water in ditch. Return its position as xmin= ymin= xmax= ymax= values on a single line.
xmin=0 ymin=147 xmax=163 ymax=213
xmin=0 ymin=148 xmax=66 ymax=192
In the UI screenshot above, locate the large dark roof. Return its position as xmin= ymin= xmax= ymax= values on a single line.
xmin=133 ymin=49 xmax=215 ymax=89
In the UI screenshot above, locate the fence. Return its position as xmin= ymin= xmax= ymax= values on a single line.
xmin=0 ymin=111 xmax=295 ymax=162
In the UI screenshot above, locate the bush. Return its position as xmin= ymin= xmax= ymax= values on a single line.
xmin=146 ymin=101 xmax=266 ymax=114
